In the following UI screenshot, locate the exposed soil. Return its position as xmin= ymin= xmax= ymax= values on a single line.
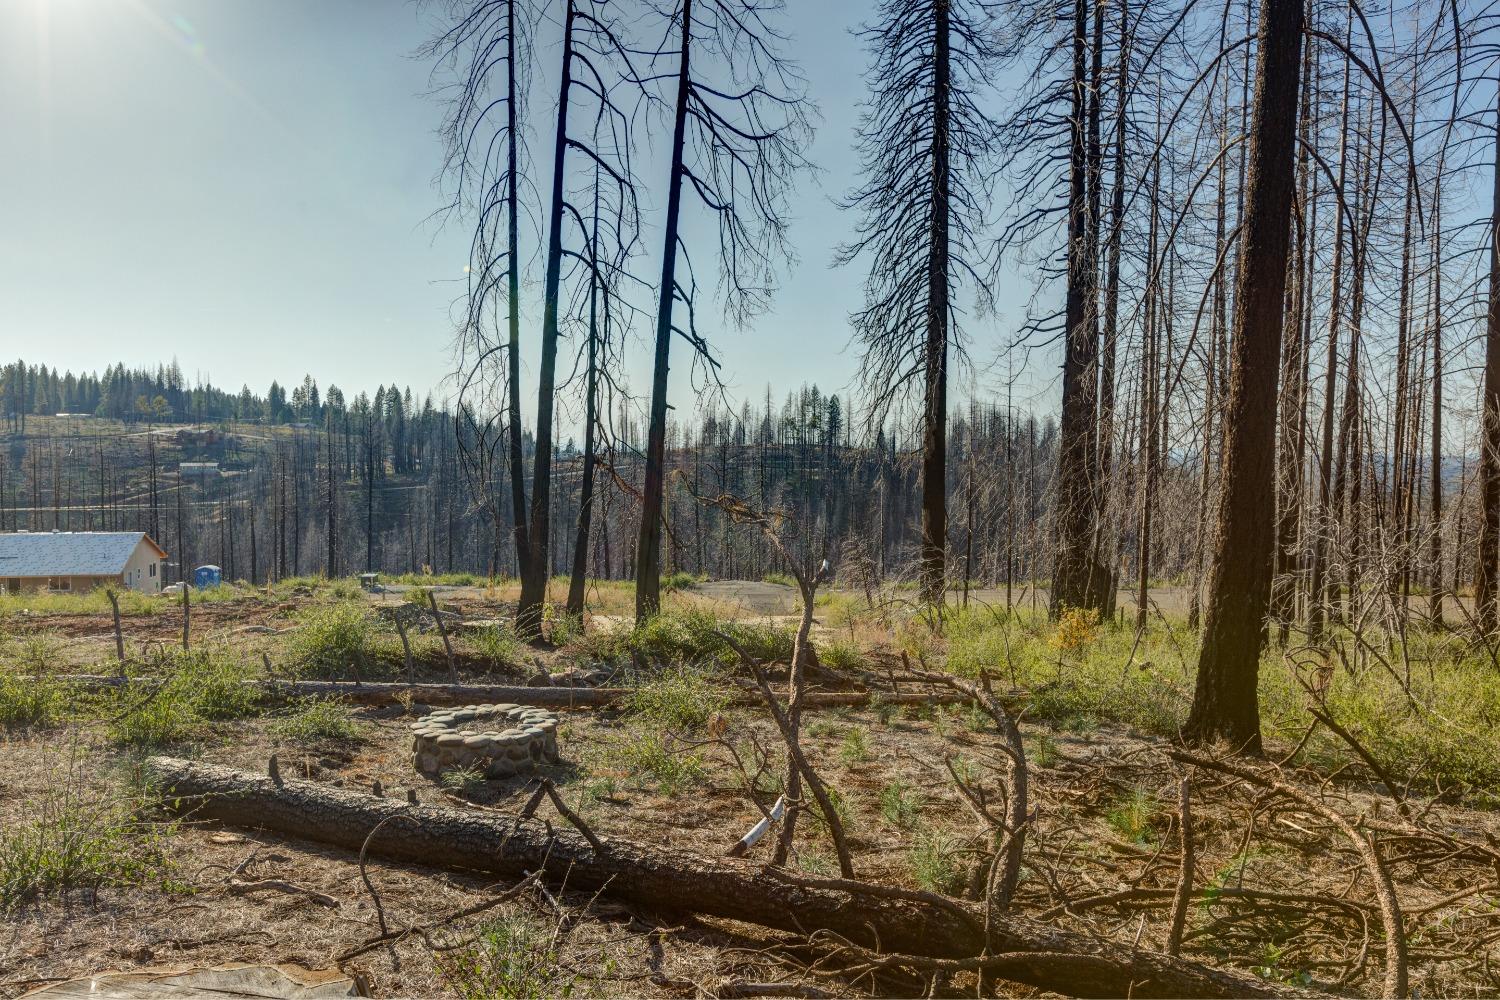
xmin=2 ymin=585 xmax=1499 ymax=998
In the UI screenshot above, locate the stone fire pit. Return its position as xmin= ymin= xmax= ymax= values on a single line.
xmin=410 ymin=704 xmax=560 ymax=779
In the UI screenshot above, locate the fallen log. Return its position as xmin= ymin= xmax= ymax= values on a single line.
xmin=146 ymin=756 xmax=1307 ymax=999
xmin=56 ymin=676 xmax=990 ymax=711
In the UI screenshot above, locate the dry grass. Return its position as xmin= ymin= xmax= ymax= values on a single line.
xmin=4 ymin=583 xmax=1500 ymax=996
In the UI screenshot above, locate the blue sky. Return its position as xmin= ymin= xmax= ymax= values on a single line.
xmin=1 ymin=0 xmax=1039 ymax=424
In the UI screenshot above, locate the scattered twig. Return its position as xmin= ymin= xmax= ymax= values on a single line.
xmin=715 ymin=630 xmax=855 ymax=878
xmin=1170 ymin=749 xmax=1409 ymax=998
xmin=336 ymin=872 xmax=541 ymax=962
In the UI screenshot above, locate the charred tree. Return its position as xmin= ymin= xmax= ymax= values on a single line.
xmin=1182 ymin=0 xmax=1304 ymax=752
xmin=634 ymin=0 xmax=811 ymax=620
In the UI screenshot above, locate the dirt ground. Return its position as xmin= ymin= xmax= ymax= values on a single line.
xmin=3 ymin=583 xmax=1499 ymax=997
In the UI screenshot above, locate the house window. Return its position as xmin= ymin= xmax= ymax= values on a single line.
xmin=49 ymin=578 xmax=71 ymax=592
xmin=150 ymin=563 xmax=156 ymax=578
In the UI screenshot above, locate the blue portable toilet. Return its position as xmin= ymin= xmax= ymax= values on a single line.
xmin=193 ymin=565 xmax=222 ymax=589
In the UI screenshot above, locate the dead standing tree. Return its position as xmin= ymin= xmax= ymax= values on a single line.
xmin=633 ymin=0 xmax=813 ymax=621
xmin=837 ymin=0 xmax=1001 ymax=609
xmin=1475 ymin=79 xmax=1500 ymax=635
xmin=429 ymin=0 xmax=534 ymax=588
xmin=555 ymin=6 xmax=653 ymax=619
xmin=1050 ymin=0 xmax=1112 ymax=619
xmin=437 ymin=0 xmax=647 ymax=638
xmin=1183 ymin=0 xmax=1304 ymax=751
xmin=990 ymin=0 xmax=1134 ymax=621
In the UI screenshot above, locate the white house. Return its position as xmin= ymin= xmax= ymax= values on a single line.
xmin=0 ymin=531 xmax=169 ymax=595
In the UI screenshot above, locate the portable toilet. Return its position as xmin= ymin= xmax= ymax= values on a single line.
xmin=193 ymin=565 xmax=222 ymax=589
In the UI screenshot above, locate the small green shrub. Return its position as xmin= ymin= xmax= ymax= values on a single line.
xmin=107 ymin=649 xmax=260 ymax=748
xmin=177 ymin=649 xmax=260 ymax=721
xmin=543 ymin=605 xmax=580 ymax=646
xmin=288 ymin=602 xmax=372 ymax=676
xmin=0 ymin=672 xmax=62 ymax=728
xmin=820 ymin=638 xmax=867 ymax=672
xmin=763 ymin=571 xmax=796 ymax=587
xmin=879 ymin=780 xmax=922 ymax=829
xmin=108 ymin=687 xmax=196 ymax=748
xmin=661 ymin=571 xmax=703 ymax=592
xmin=438 ymin=912 xmax=577 ymax=999
xmin=1029 ymin=732 xmax=1059 ymax=768
xmin=582 ymin=775 xmax=619 ymax=803
xmin=272 ymin=699 xmax=361 ymax=745
xmin=907 ymin=829 xmax=961 ymax=893
xmin=13 ymin=634 xmax=61 ymax=674
xmin=1106 ymin=789 xmax=1159 ymax=844
xmin=808 ymin=784 xmax=853 ymax=839
xmin=603 ymin=729 xmax=704 ymax=795
xmin=473 ymin=624 xmax=523 ymax=668
xmin=442 ymin=764 xmax=489 ymax=795
xmin=626 ymin=665 xmax=730 ymax=733
xmin=0 ymin=792 xmax=177 ymax=910
xmin=840 ymin=727 xmax=870 ymax=765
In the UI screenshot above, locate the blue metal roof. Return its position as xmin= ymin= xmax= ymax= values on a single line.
xmin=0 ymin=532 xmax=166 ymax=578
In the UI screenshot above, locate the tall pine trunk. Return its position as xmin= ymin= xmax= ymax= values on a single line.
xmin=568 ymin=183 xmax=603 ymax=619
xmin=919 ymin=0 xmax=952 ymax=607
xmin=1182 ymin=0 xmax=1303 ymax=752
xmin=505 ymin=0 xmax=530 ymax=586
xmin=1474 ymin=85 xmax=1500 ymax=634
xmin=635 ymin=0 xmax=694 ymax=621
xmin=1051 ymin=0 xmax=1107 ymax=619
xmin=517 ymin=4 xmax=576 ymax=639
xmin=1308 ymin=55 xmax=1350 ymax=643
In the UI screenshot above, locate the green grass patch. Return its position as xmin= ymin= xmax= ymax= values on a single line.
xmin=472 ymin=624 xmax=523 ymax=668
xmin=0 ymin=789 xmax=178 ymax=910
xmin=437 ymin=911 xmax=578 ymax=999
xmin=878 ymin=779 xmax=922 ymax=829
xmin=575 ymin=608 xmax=795 ymax=669
xmin=0 ymin=671 xmax=63 ymax=728
xmin=931 ymin=605 xmax=1500 ymax=796
xmin=106 ymin=648 xmax=262 ymax=748
xmin=271 ymin=698 xmax=362 ymax=746
xmin=287 ymin=601 xmax=374 ymax=677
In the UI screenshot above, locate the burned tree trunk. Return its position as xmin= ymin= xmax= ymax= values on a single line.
xmin=635 ymin=0 xmax=694 ymax=621
xmin=1475 ymin=85 xmax=1500 ymax=635
xmin=1051 ymin=0 xmax=1108 ymax=619
xmin=568 ymin=184 xmax=604 ymax=620
xmin=1183 ymin=0 xmax=1304 ymax=752
xmin=918 ymin=0 xmax=952 ymax=608
xmin=517 ymin=2 xmax=578 ymax=639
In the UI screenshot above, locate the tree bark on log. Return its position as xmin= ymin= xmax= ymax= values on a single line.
xmin=145 ymin=756 xmax=1306 ymax=999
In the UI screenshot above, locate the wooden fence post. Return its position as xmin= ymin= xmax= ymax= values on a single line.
xmin=428 ymin=591 xmax=457 ymax=683
xmin=106 ymin=589 xmax=126 ymax=675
